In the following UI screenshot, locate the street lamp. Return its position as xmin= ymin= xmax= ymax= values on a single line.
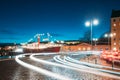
xmin=104 ymin=33 xmax=113 ymax=46
xmin=93 ymin=38 xmax=98 ymax=46
xmin=85 ymin=19 xmax=99 ymax=50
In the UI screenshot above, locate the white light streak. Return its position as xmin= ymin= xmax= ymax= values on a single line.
xmin=15 ymin=54 xmax=71 ymax=80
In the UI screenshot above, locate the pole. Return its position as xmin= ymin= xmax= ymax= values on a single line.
xmin=108 ymin=35 xmax=109 ymax=46
xmin=91 ymin=20 xmax=93 ymax=50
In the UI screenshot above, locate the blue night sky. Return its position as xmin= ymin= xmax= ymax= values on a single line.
xmin=0 ymin=0 xmax=120 ymax=43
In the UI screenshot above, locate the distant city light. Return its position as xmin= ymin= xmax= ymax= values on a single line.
xmin=104 ymin=34 xmax=108 ymax=37
xmin=14 ymin=48 xmax=23 ymax=53
xmin=50 ymin=41 xmax=54 ymax=43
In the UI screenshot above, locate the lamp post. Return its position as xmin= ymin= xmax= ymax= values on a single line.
xmin=85 ymin=19 xmax=99 ymax=50
xmin=104 ymin=33 xmax=113 ymax=46
xmin=93 ymin=38 xmax=98 ymax=46
xmin=104 ymin=33 xmax=113 ymax=51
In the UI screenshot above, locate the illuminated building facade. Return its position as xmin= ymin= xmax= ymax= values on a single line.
xmin=111 ymin=10 xmax=120 ymax=51
xmin=61 ymin=43 xmax=110 ymax=51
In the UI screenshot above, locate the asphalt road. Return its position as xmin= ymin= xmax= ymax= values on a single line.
xmin=0 ymin=52 xmax=119 ymax=80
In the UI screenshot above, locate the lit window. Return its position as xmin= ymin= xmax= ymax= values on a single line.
xmin=78 ymin=48 xmax=81 ymax=50
xmin=113 ymin=24 xmax=116 ymax=26
xmin=113 ymin=47 xmax=116 ymax=51
xmin=114 ymin=43 xmax=116 ymax=45
xmin=83 ymin=47 xmax=85 ymax=50
xmin=113 ymin=33 xmax=116 ymax=36
xmin=87 ymin=47 xmax=90 ymax=50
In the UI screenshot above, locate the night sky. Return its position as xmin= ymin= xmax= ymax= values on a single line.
xmin=0 ymin=0 xmax=120 ymax=43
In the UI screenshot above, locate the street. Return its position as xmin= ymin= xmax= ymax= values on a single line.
xmin=0 ymin=52 xmax=120 ymax=80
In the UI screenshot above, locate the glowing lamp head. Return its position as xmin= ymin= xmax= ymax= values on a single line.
xmin=85 ymin=21 xmax=90 ymax=27
xmin=104 ymin=34 xmax=108 ymax=37
xmin=93 ymin=19 xmax=99 ymax=25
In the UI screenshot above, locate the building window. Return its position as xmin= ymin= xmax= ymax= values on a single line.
xmin=78 ymin=48 xmax=81 ymax=50
xmin=114 ymin=43 xmax=116 ymax=45
xmin=114 ymin=38 xmax=116 ymax=41
xmin=113 ymin=24 xmax=116 ymax=26
xmin=113 ymin=19 xmax=116 ymax=22
xmin=87 ymin=47 xmax=90 ymax=50
xmin=113 ymin=47 xmax=116 ymax=51
xmin=113 ymin=28 xmax=116 ymax=31
xmin=105 ymin=48 xmax=108 ymax=50
xmin=113 ymin=33 xmax=116 ymax=36
xmin=83 ymin=47 xmax=85 ymax=51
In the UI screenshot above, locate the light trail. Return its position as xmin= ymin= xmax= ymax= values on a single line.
xmin=66 ymin=56 xmax=120 ymax=71
xmin=15 ymin=52 xmax=120 ymax=80
xmin=54 ymin=55 xmax=120 ymax=79
xmin=15 ymin=54 xmax=71 ymax=80
xmin=65 ymin=56 xmax=120 ymax=75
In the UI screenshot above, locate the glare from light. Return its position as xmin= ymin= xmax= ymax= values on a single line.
xmin=110 ymin=34 xmax=113 ymax=37
xmin=61 ymin=41 xmax=64 ymax=43
xmin=113 ymin=33 xmax=116 ymax=36
xmin=93 ymin=19 xmax=99 ymax=25
xmin=113 ymin=47 xmax=117 ymax=51
xmin=96 ymin=38 xmax=98 ymax=41
xmin=14 ymin=48 xmax=23 ymax=53
xmin=85 ymin=21 xmax=90 ymax=27
xmin=104 ymin=34 xmax=108 ymax=37
xmin=93 ymin=38 xmax=98 ymax=41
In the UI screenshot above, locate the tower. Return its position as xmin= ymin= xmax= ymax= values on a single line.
xmin=111 ymin=10 xmax=120 ymax=51
xmin=37 ymin=35 xmax=40 ymax=46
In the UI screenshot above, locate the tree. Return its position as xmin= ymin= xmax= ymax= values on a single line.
xmin=97 ymin=31 xmax=110 ymax=45
xmin=79 ymin=30 xmax=91 ymax=43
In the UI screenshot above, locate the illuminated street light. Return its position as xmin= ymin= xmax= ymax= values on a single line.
xmin=104 ymin=33 xmax=113 ymax=46
xmin=85 ymin=21 xmax=90 ymax=26
xmin=93 ymin=19 xmax=99 ymax=25
xmin=85 ymin=19 xmax=99 ymax=50
xmin=93 ymin=38 xmax=98 ymax=46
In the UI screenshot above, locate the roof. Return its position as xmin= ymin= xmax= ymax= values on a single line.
xmin=111 ymin=10 xmax=120 ymax=18
xmin=78 ymin=43 xmax=91 ymax=46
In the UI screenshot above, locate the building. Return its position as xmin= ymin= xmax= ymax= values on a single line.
xmin=61 ymin=43 xmax=110 ymax=51
xmin=111 ymin=10 xmax=120 ymax=51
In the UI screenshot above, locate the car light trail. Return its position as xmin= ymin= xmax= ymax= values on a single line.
xmin=54 ymin=55 xmax=120 ymax=79
xmin=15 ymin=52 xmax=120 ymax=80
xmin=15 ymin=54 xmax=71 ymax=80
xmin=66 ymin=56 xmax=120 ymax=71
xmin=65 ymin=56 xmax=120 ymax=75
